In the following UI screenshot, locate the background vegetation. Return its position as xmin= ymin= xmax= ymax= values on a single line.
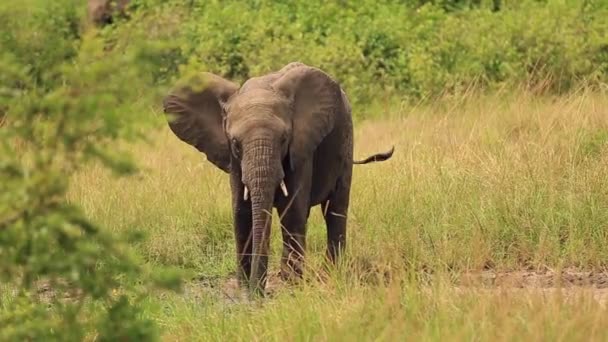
xmin=1 ymin=0 xmax=607 ymax=340
xmin=111 ymin=0 xmax=608 ymax=112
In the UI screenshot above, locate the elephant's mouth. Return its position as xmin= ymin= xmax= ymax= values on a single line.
xmin=241 ymin=152 xmax=290 ymax=201
xmin=243 ymin=179 xmax=288 ymax=201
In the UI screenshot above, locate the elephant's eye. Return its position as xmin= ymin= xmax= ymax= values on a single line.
xmin=231 ymin=138 xmax=242 ymax=159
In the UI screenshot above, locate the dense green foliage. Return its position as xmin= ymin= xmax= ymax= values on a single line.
xmin=109 ymin=0 xmax=607 ymax=113
xmin=0 ymin=1 xmax=179 ymax=340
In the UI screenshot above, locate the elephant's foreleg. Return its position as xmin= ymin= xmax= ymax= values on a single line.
xmin=276 ymin=173 xmax=311 ymax=282
xmin=278 ymin=203 xmax=310 ymax=281
xmin=322 ymin=176 xmax=351 ymax=264
xmin=232 ymin=174 xmax=253 ymax=288
xmin=234 ymin=204 xmax=252 ymax=287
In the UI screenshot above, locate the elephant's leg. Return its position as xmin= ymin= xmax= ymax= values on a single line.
xmin=322 ymin=176 xmax=351 ymax=264
xmin=278 ymin=199 xmax=310 ymax=281
xmin=231 ymin=173 xmax=252 ymax=288
xmin=234 ymin=204 xmax=252 ymax=287
xmin=276 ymin=168 xmax=312 ymax=281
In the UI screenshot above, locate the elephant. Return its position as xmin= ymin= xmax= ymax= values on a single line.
xmin=88 ymin=0 xmax=130 ymax=26
xmin=162 ymin=62 xmax=394 ymax=296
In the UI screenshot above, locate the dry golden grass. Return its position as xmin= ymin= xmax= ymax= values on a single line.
xmin=69 ymin=91 xmax=608 ymax=340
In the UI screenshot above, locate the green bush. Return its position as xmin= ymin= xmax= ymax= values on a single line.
xmin=0 ymin=1 xmax=179 ymax=340
xmin=105 ymin=0 xmax=607 ymax=116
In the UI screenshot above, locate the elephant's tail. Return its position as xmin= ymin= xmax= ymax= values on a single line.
xmin=353 ymin=146 xmax=395 ymax=164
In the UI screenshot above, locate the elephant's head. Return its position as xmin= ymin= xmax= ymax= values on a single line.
xmin=163 ymin=63 xmax=341 ymax=294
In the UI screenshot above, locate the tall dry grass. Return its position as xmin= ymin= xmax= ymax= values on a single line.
xmin=69 ymin=91 xmax=608 ymax=340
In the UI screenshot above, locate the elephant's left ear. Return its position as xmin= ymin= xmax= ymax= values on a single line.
xmin=272 ymin=65 xmax=340 ymax=170
xmin=163 ymin=72 xmax=239 ymax=173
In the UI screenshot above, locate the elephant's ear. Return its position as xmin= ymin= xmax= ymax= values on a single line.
xmin=163 ymin=72 xmax=239 ymax=173
xmin=272 ymin=65 xmax=341 ymax=170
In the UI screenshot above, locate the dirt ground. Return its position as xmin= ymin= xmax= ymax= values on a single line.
xmin=459 ymin=268 xmax=608 ymax=288
xmin=179 ymin=268 xmax=608 ymax=306
xmin=31 ymin=268 xmax=608 ymax=307
xmin=456 ymin=268 xmax=608 ymax=307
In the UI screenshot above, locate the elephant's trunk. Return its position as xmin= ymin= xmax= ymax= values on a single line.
xmin=241 ymin=136 xmax=283 ymax=296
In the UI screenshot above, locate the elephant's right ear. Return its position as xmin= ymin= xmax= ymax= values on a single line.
xmin=163 ymin=72 xmax=239 ymax=173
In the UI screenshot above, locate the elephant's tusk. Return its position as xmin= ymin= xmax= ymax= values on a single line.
xmin=243 ymin=186 xmax=249 ymax=201
xmin=280 ymin=180 xmax=289 ymax=197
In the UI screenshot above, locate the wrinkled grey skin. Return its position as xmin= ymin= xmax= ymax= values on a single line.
xmin=163 ymin=62 xmax=394 ymax=296
xmin=88 ymin=0 xmax=130 ymax=26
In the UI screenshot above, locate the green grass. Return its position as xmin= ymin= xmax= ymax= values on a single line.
xmin=68 ymin=91 xmax=608 ymax=340
xmin=146 ymin=283 xmax=608 ymax=341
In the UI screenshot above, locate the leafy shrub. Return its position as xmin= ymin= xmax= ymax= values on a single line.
xmin=105 ymin=0 xmax=607 ymax=117
xmin=0 ymin=1 xmax=179 ymax=340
